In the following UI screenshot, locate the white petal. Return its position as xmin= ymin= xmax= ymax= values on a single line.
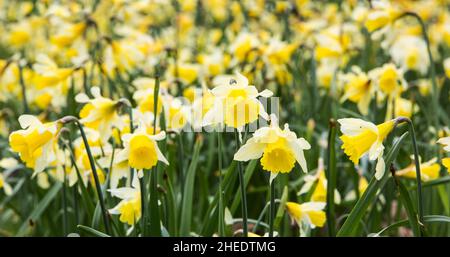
xmin=108 ymin=188 xmax=136 ymax=200
xmin=300 ymin=202 xmax=326 ymax=211
xmin=437 ymin=137 xmax=450 ymax=152
xmin=114 ymin=148 xmax=130 ymax=164
xmin=289 ymin=139 xmax=311 ymax=173
xmin=211 ymin=85 xmax=230 ymax=98
xmin=337 ymin=118 xmax=378 ymax=136
xmin=374 ymin=156 xmax=385 ymax=180
xmin=75 ymin=93 xmax=90 ymax=103
xmin=235 ymin=72 xmax=249 ymax=86
xmin=368 ymin=142 xmax=384 ymax=161
xmin=233 ymin=138 xmax=265 ymax=161
xmin=258 ymin=89 xmax=273 ymax=98
xmin=18 ymin=115 xmax=40 ymax=129
xmin=90 ymin=87 xmax=102 ymax=98
xmin=155 ymin=142 xmax=169 ymax=165
xmin=3 ymin=183 xmax=13 ymax=196
xmin=149 ymin=131 xmax=166 ymax=141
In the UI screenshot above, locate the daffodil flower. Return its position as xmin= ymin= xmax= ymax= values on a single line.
xmin=71 ymin=128 xmax=109 ymax=188
xmin=234 ymin=114 xmax=310 ymax=183
xmin=204 ymin=72 xmax=273 ymax=129
xmin=298 ymin=158 xmax=340 ymax=204
xmin=437 ymin=137 xmax=450 ymax=172
xmin=339 ymin=66 xmax=373 ymax=115
xmin=285 ymin=201 xmax=326 ymax=231
xmin=115 ymin=123 xmax=168 ymax=174
xmin=0 ymin=158 xmax=17 ymax=196
xmin=108 ymin=172 xmax=141 ymax=226
xmin=397 ymin=157 xmax=441 ymax=181
xmin=75 ymin=87 xmax=125 ymax=143
xmin=338 ymin=118 xmax=396 ymax=180
xmin=9 ymin=115 xmax=60 ymax=175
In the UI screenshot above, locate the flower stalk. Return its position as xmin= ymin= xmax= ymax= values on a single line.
xmin=60 ymin=116 xmax=111 ymax=235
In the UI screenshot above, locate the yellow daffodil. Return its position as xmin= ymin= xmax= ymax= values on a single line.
xmin=299 ymin=159 xmax=340 ymax=204
xmin=9 ymin=115 xmax=60 ymax=175
xmin=286 ymin=201 xmax=326 ymax=229
xmin=75 ymin=87 xmax=125 ymax=143
xmin=115 ymin=124 xmax=168 ymax=173
xmin=204 ymin=72 xmax=272 ymax=129
xmin=132 ymin=77 xmax=165 ymax=115
xmin=390 ymin=35 xmax=429 ymax=75
xmin=338 ymin=118 xmax=396 ymax=180
xmin=109 ymin=172 xmax=141 ymax=225
xmin=437 ymin=137 xmax=450 ymax=172
xmin=72 ymin=129 xmax=108 ymax=188
xmin=32 ymin=54 xmax=73 ymax=88
xmin=444 ymin=58 xmax=450 ymax=78
xmin=364 ymin=0 xmax=401 ymax=33
xmin=339 ymin=66 xmax=372 ymax=115
xmin=369 ymin=63 xmax=406 ymax=98
xmin=164 ymin=96 xmax=191 ymax=132
xmin=234 ymin=114 xmax=310 ymax=182
xmin=397 ymin=157 xmax=441 ymax=181
xmin=0 ymin=158 xmax=18 ymax=196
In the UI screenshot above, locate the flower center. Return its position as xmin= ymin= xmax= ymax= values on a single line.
xmin=129 ymin=135 xmax=158 ymax=170
xmin=260 ymin=138 xmax=296 ymax=173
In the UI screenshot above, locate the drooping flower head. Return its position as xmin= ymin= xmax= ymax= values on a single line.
xmin=109 ymin=172 xmax=141 ymax=226
xmin=9 ymin=115 xmax=60 ymax=175
xmin=75 ymin=87 xmax=125 ymax=143
xmin=285 ymin=201 xmax=326 ymax=231
xmin=234 ymin=114 xmax=311 ymax=182
xmin=338 ymin=118 xmax=396 ymax=180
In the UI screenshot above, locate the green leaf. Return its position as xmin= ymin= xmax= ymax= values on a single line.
xmin=179 ymin=137 xmax=203 ymax=236
xmin=337 ymin=132 xmax=409 ymax=236
xmin=274 ymin=185 xmax=288 ymax=230
xmin=17 ymin=182 xmax=62 ymax=236
xmin=396 ymin=179 xmax=421 ymax=236
xmin=77 ymin=225 xmax=110 ymax=237
xmin=373 ymin=215 xmax=450 ymax=236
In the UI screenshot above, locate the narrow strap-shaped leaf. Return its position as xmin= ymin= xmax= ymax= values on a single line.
xmin=179 ymin=137 xmax=203 ymax=236
xmin=17 ymin=182 xmax=63 ymax=236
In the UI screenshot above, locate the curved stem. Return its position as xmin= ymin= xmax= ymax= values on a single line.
xmin=76 ymin=121 xmax=111 ymax=235
xmin=397 ymin=12 xmax=440 ymax=156
xmin=396 ymin=117 xmax=425 ymax=235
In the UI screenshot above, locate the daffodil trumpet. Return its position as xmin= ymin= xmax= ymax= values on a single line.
xmin=59 ymin=116 xmax=111 ymax=235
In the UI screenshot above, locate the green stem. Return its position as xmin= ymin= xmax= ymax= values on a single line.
xmin=217 ymin=131 xmax=225 ymax=236
xmin=326 ymin=119 xmax=337 ymax=236
xmin=397 ymin=12 xmax=440 ymax=155
xmin=75 ymin=121 xmax=111 ymax=235
xmin=62 ymin=166 xmax=68 ymax=236
xmin=148 ymin=67 xmax=162 ymax=236
xmin=396 ymin=117 xmax=425 ymax=235
xmin=269 ymin=180 xmax=275 ymax=237
xmin=234 ymin=129 xmax=248 ymax=236
xmin=18 ymin=64 xmax=29 ymax=113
